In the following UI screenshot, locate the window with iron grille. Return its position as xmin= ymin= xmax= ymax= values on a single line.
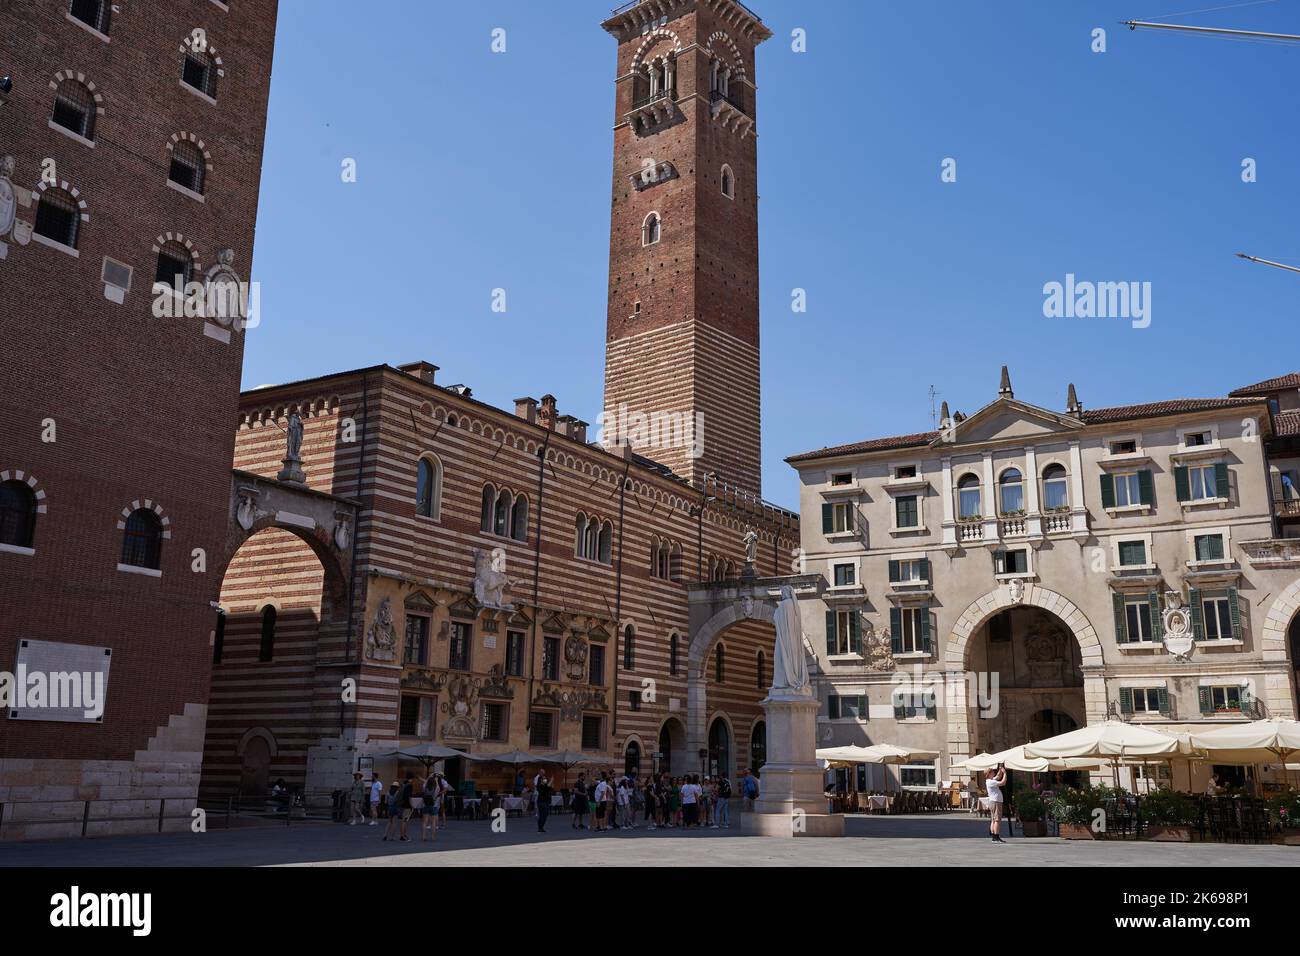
xmin=51 ymin=80 xmax=95 ymax=140
xmin=542 ymin=636 xmax=559 ymax=681
xmin=69 ymin=0 xmax=109 ymax=33
xmin=182 ymin=52 xmax=217 ymax=98
xmin=588 ymin=643 xmax=605 ymax=686
xmin=400 ymin=695 xmax=435 ymax=738
xmin=120 ymin=508 xmax=162 ymax=569
xmin=581 ymin=714 xmax=603 ymax=750
xmin=0 ymin=480 xmax=37 ymax=548
xmin=34 ymin=189 xmax=80 ymax=248
xmin=169 ymin=141 xmax=206 ymax=194
xmin=155 ymin=242 xmax=192 ymax=288
xmin=448 ymin=621 xmax=471 ymax=670
xmin=629 ymin=690 xmax=641 ymax=712
xmin=480 ymin=702 xmax=507 ymax=742
xmin=404 ymin=614 xmax=429 ymax=665
xmin=505 ymin=630 xmax=525 ymax=677
xmin=529 ymin=710 xmax=556 ymax=749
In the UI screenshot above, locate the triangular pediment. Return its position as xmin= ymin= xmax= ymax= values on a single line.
xmin=933 ymin=398 xmax=1084 ymax=447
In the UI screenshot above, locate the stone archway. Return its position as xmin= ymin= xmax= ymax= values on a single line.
xmin=1262 ymin=579 xmax=1300 ymax=717
xmin=945 ymin=583 xmax=1106 ymax=776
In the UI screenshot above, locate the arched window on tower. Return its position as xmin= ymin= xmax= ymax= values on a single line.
xmin=0 ymin=480 xmax=37 ymax=549
xmin=642 ymin=212 xmax=661 ymax=247
xmin=510 ymin=494 xmax=528 ymax=542
xmin=493 ymin=489 xmax=511 ymax=537
xmin=721 ymin=164 xmax=734 ymax=199
xmin=481 ymin=485 xmax=495 ymax=533
xmin=258 ymin=605 xmax=276 ymax=662
xmin=598 ymin=521 xmax=613 ymax=564
xmin=623 ymin=624 xmax=635 ymax=670
xmin=154 ymin=239 xmax=192 ymax=291
xmin=669 ymin=633 xmax=679 ymax=676
xmin=168 ymin=139 xmax=206 ymax=195
xmin=34 ymin=187 xmax=81 ymax=250
xmin=120 ymin=508 xmax=162 ymax=570
xmin=756 ymin=650 xmax=766 ymax=689
xmin=51 ymin=78 xmax=97 ymax=141
xmin=416 ymin=456 xmax=441 ymax=519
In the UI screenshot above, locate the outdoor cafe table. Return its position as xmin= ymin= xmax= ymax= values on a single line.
xmin=500 ymin=796 xmax=528 ymax=816
xmin=866 ymin=795 xmax=891 ymax=813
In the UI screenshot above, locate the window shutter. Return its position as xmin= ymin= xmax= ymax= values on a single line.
xmin=889 ymin=607 xmax=902 ymax=653
xmin=828 ymin=695 xmax=840 ymax=720
xmin=1157 ymin=687 xmax=1170 ymax=716
xmin=848 ymin=611 xmax=860 ymax=654
xmin=1227 ymin=586 xmax=1242 ymax=639
xmin=1148 ymin=590 xmax=1163 ymax=641
xmin=1112 ymin=591 xmax=1128 ymax=644
xmin=888 ymin=559 xmax=900 ymax=583
xmin=919 ymin=557 xmax=930 ymax=581
xmin=1138 ymin=470 xmax=1154 ymax=506
xmin=1188 ymin=586 xmax=1204 ymax=640
xmin=1100 ymin=473 xmax=1116 ymax=509
xmin=1173 ymin=466 xmax=1190 ymax=502
xmin=1198 ymin=687 xmax=1212 ymax=715
xmin=893 ymin=693 xmax=906 ymax=721
xmin=919 ymin=607 xmax=932 ymax=654
xmin=993 ymin=551 xmax=1005 ymax=575
xmin=1214 ymin=462 xmax=1230 ymax=500
xmin=825 ymin=610 xmax=837 ymax=656
xmin=1119 ymin=687 xmax=1134 ymax=714
xmin=857 ymin=694 xmax=868 ymax=718
xmin=925 ymin=696 xmax=937 ymax=721
xmin=821 ymin=503 xmax=833 ymax=535
xmin=845 ymin=504 xmax=855 ymax=531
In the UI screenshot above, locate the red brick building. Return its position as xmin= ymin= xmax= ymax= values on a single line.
xmin=0 ymin=0 xmax=278 ymax=838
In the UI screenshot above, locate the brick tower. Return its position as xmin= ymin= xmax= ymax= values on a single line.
xmin=601 ymin=0 xmax=771 ymax=497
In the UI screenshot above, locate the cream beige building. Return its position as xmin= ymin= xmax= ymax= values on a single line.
xmin=787 ymin=369 xmax=1300 ymax=792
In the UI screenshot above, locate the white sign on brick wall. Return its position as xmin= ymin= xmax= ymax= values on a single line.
xmin=8 ymin=639 xmax=111 ymax=722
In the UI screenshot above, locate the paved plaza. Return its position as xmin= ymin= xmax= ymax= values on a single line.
xmin=0 ymin=813 xmax=1294 ymax=867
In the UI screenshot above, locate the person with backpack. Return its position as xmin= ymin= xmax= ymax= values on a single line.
xmin=382 ymin=782 xmax=401 ymax=841
xmin=420 ymin=773 xmax=441 ymax=842
xmin=397 ymin=773 xmax=415 ymax=842
xmin=741 ymin=768 xmax=759 ymax=809
xmin=592 ymin=773 xmax=611 ymax=832
xmin=536 ymin=771 xmax=553 ymax=833
xmin=714 ymin=774 xmax=732 ymax=828
xmin=643 ymin=776 xmax=657 ymax=830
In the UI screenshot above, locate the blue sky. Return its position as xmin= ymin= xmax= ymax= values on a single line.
xmin=244 ymin=0 xmax=1300 ymax=510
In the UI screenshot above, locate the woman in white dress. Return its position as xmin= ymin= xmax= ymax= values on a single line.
xmin=985 ymin=764 xmax=1007 ymax=844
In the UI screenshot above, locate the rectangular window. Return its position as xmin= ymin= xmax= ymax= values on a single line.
xmin=831 ymin=472 xmax=853 ymax=486
xmin=1188 ymin=463 xmax=1218 ymax=501
xmin=399 ymin=695 xmax=435 ymax=739
xmin=1117 ymin=540 xmax=1147 ymax=567
xmin=448 ymin=621 xmax=471 ymax=670
xmin=830 ymin=501 xmax=854 ymax=533
xmin=1132 ymin=688 xmax=1164 ymax=713
xmin=529 ymin=710 xmax=556 ymax=749
xmin=1208 ymin=686 xmax=1242 ymax=713
xmin=897 ymin=607 xmax=925 ymax=653
xmin=1125 ymin=601 xmax=1153 ymax=642
xmin=52 ymin=98 xmax=90 ymax=137
xmin=832 ymin=563 xmax=856 ymax=587
xmin=505 ymin=630 xmax=526 ymax=677
xmin=480 ymin=702 xmax=508 ymax=742
xmin=169 ymin=156 xmax=200 ymax=192
xmin=1110 ymin=440 xmax=1137 ymax=455
xmin=1114 ymin=472 xmax=1142 ymax=507
xmin=894 ymin=686 xmax=936 ymax=721
xmin=1184 ymin=431 xmax=1211 ymax=447
xmin=629 ymin=690 xmax=641 ymax=712
xmin=895 ymin=558 xmax=926 ymax=583
xmin=894 ymin=465 xmax=917 ymax=480
xmin=1194 ymin=534 xmax=1225 ymax=563
xmin=998 ymin=549 xmax=1028 ymax=575
xmin=403 ymin=614 xmax=429 ymax=665
xmin=542 ymin=636 xmax=559 ymax=681
xmin=900 ymin=763 xmax=937 ymax=789
xmin=589 ymin=643 xmax=605 ymax=686
xmin=183 ymin=55 xmax=211 ymax=95
xmin=829 ymin=694 xmax=867 ymax=719
xmin=895 ymin=495 xmax=919 ymax=529
xmin=1202 ymin=594 xmax=1234 ymax=640
xmin=581 ymin=714 xmax=604 ymax=750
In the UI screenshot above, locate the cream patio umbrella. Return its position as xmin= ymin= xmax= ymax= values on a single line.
xmin=956 ymin=746 xmax=1100 ymax=774
xmin=1189 ymin=718 xmax=1300 ymax=786
xmin=1022 ymin=719 xmax=1184 ymax=760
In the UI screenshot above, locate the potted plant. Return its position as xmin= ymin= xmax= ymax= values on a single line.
xmin=1049 ymin=785 xmax=1111 ymax=839
xmin=1140 ymin=787 xmax=1197 ymax=841
xmin=1014 ymin=789 xmax=1047 ymax=837
xmin=1268 ymin=789 xmax=1300 ymax=845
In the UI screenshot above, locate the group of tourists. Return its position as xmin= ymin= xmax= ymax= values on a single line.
xmin=562 ymin=768 xmax=761 ymax=833
xmin=348 ymin=770 xmax=453 ymax=843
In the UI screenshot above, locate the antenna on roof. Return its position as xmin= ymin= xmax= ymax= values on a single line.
xmin=929 ymin=385 xmax=940 ymax=429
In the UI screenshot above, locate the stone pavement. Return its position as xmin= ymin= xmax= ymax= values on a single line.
xmin=0 ymin=812 xmax=1295 ymax=866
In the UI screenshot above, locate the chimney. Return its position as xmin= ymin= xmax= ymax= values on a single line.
xmin=398 ymin=361 xmax=439 ymax=385
xmin=555 ymin=415 xmax=576 ymax=439
xmin=571 ymin=418 xmax=589 ymax=444
xmin=538 ymin=394 xmax=558 ymax=430
xmin=1067 ymin=383 xmax=1082 ymax=415
xmin=514 ymin=396 xmax=538 ymax=425
xmin=939 ymin=400 xmax=951 ymax=429
xmin=998 ymin=365 xmax=1014 ymax=399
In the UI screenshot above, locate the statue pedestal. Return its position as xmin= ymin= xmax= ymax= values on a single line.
xmin=277 ymin=456 xmax=306 ymax=486
xmin=741 ymin=689 xmax=844 ymax=838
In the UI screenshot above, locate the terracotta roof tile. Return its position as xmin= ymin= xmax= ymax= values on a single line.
xmin=785 ymin=430 xmax=938 ymax=464
xmin=1274 ymin=409 xmax=1300 ymax=438
xmin=1229 ymin=372 xmax=1300 ymax=397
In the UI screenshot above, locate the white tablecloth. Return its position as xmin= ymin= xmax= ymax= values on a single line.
xmin=867 ymin=795 xmax=891 ymax=811
xmin=501 ymin=797 xmax=527 ymax=812
xmin=551 ymin=794 xmax=564 ymax=807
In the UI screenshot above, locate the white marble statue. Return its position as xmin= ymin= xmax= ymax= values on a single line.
xmin=771 ymin=584 xmax=810 ymax=693
xmin=742 ymin=529 xmax=758 ymax=566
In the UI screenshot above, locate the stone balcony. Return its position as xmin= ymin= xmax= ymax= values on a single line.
xmin=1240 ymin=538 xmax=1300 ymax=570
xmin=625 ymin=91 xmax=677 ymax=134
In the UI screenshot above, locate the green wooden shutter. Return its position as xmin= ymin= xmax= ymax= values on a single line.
xmin=1198 ymin=687 xmax=1213 ymax=715
xmin=828 ymin=694 xmax=840 ymax=719
xmin=925 ymin=695 xmax=937 ymax=721
xmin=1138 ymin=470 xmax=1154 ymax=506
xmin=825 ymin=610 xmax=837 ymax=656
xmin=1119 ymin=687 xmax=1134 ymax=714
xmin=821 ymin=503 xmax=833 ymax=534
xmin=1174 ymin=466 xmax=1190 ymax=502
xmin=1148 ymin=590 xmax=1163 ymax=641
xmin=893 ymin=692 xmax=906 ymax=721
xmin=1157 ymin=687 xmax=1170 ymax=716
xmin=1227 ymin=586 xmax=1242 ymax=639
xmin=1188 ymin=586 xmax=1204 ymax=640
xmin=1214 ymin=462 xmax=1230 ymax=500
xmin=1100 ymin=473 xmax=1116 ymax=509
xmin=1112 ymin=591 xmax=1128 ymax=644
xmin=848 ymin=611 xmax=860 ymax=654
xmin=857 ymin=694 xmax=868 ymax=718
xmin=889 ymin=607 xmax=902 ymax=653
xmin=846 ymin=505 xmax=855 ymax=531
xmin=919 ymin=557 xmax=930 ymax=581
xmin=919 ymin=607 xmax=932 ymax=653
xmin=888 ymin=559 xmax=900 ymax=583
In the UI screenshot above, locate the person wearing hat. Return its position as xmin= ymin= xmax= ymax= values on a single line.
xmin=349 ymin=772 xmax=366 ymax=825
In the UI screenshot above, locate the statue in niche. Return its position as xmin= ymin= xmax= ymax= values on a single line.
xmin=365 ymin=597 xmax=398 ymax=662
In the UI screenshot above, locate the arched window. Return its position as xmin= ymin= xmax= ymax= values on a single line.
xmin=34 ymin=187 xmax=81 ymax=249
xmin=69 ymin=0 xmax=110 ymax=34
xmin=624 ymin=740 xmax=641 ymax=777
xmin=154 ymin=240 xmax=192 ymax=289
xmin=715 ymin=644 xmax=725 ymax=683
xmin=998 ymin=468 xmax=1024 ymax=515
xmin=120 ymin=508 xmax=162 ymax=569
xmin=585 ymin=518 xmax=599 ymax=560
xmin=481 ymin=485 xmax=495 ymax=532
xmin=168 ymin=139 xmax=206 ymax=195
xmin=642 ymin=212 xmax=661 ymax=246
xmin=182 ymin=49 xmax=219 ymax=99
xmin=670 ymin=542 xmax=681 ymax=582
xmin=720 ymin=164 xmax=734 ymax=199
xmin=574 ymin=512 xmax=588 ymax=557
xmin=510 ymin=494 xmax=528 ymax=541
xmin=258 ymin=605 xmax=276 ymax=662
xmin=750 ymin=721 xmax=767 ymax=773
xmin=415 ymin=456 xmax=441 ymax=518
xmin=0 ymin=480 xmax=37 ymax=548
xmin=51 ymin=79 xmax=96 ymax=140
xmin=756 ymin=650 xmax=765 ymax=690
xmin=1042 ymin=463 xmax=1069 ymax=511
xmin=598 ymin=521 xmax=613 ymax=564
xmin=957 ymin=473 xmax=981 ymax=519
xmin=669 ymin=633 xmax=679 ymax=676
xmin=493 ymin=489 xmax=510 ymax=537
xmin=623 ymin=624 xmax=635 ymax=670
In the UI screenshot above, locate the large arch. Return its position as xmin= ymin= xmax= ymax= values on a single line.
xmin=1262 ymin=579 xmax=1300 ymax=717
xmin=686 ymin=597 xmax=776 ymax=759
xmin=945 ymin=584 xmax=1106 ymax=778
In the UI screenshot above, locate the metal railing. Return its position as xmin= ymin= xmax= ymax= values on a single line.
xmin=632 ymin=90 xmax=673 ymax=110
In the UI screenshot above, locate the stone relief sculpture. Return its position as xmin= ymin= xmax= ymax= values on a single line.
xmin=0 ymin=155 xmax=16 ymax=240
xmin=364 ymin=597 xmax=398 ymax=662
xmin=771 ymin=584 xmax=811 ymax=694
xmin=235 ymin=489 xmax=259 ymax=531
xmin=1006 ymin=577 xmax=1025 ymax=604
xmin=564 ymin=634 xmax=589 ymax=682
xmin=332 ymin=512 xmax=351 ymax=551
xmin=440 ymin=674 xmax=479 ymax=739
xmin=472 ymin=547 xmax=517 ymax=610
